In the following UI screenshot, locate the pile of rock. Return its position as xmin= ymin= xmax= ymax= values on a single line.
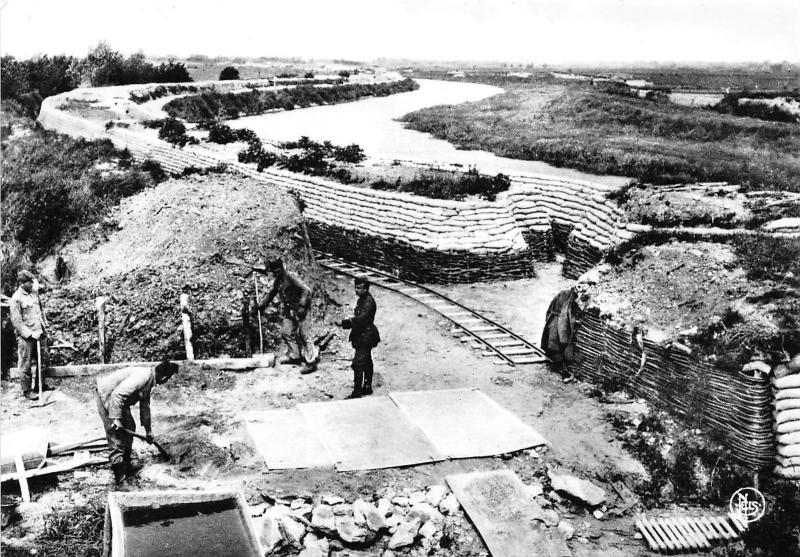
xmin=251 ymin=485 xmax=462 ymax=556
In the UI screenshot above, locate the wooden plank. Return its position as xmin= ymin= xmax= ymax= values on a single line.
xmin=447 ymin=470 xmax=570 ymax=557
xmin=14 ymin=453 xmax=30 ymax=503
xmin=647 ymin=519 xmax=676 ymax=552
xmin=637 ymin=518 xmax=665 ymax=551
xmin=10 ymin=355 xmax=275 ymax=378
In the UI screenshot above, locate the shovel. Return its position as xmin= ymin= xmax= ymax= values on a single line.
xmin=119 ymin=427 xmax=171 ymax=461
xmin=35 ymin=340 xmax=55 ymax=408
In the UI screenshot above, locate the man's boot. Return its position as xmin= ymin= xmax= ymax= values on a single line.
xmin=300 ymin=362 xmax=317 ymax=375
xmin=23 ymin=391 xmax=38 ymax=401
xmin=279 ymin=355 xmax=302 ymax=365
xmin=345 ymin=390 xmax=361 ymax=399
xmin=361 ymin=366 xmax=373 ymax=396
xmin=111 ymin=462 xmax=127 ymax=485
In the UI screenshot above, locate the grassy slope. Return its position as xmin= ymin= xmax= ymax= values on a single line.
xmin=400 ymin=81 xmax=800 ymax=191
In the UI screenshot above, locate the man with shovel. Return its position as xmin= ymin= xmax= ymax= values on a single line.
xmin=95 ymin=359 xmax=178 ymax=485
xmin=9 ymin=270 xmax=51 ymax=401
xmin=255 ymin=258 xmax=319 ymax=374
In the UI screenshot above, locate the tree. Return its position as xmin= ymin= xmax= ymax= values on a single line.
xmin=219 ymin=66 xmax=240 ymax=80
xmin=85 ymin=41 xmax=124 ymax=86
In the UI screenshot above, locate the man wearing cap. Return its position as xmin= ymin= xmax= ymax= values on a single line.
xmin=9 ymin=270 xmax=51 ymax=400
xmin=95 ymin=359 xmax=179 ymax=485
xmin=340 ymin=276 xmax=380 ymax=399
xmin=256 ymin=258 xmax=319 ymax=374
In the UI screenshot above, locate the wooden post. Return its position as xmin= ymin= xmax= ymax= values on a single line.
xmin=95 ymin=296 xmax=107 ymax=364
xmin=180 ymin=294 xmax=194 ymax=361
xmin=241 ymin=291 xmax=252 ymax=358
xmin=254 ymin=276 xmax=264 ymax=354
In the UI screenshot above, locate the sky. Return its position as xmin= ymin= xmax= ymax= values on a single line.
xmin=1 ymin=0 xmax=798 ymax=64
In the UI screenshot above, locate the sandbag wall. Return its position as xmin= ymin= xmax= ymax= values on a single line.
xmin=773 ymin=372 xmax=800 ymax=480
xmin=506 ymin=178 xmax=634 ymax=278
xmin=572 ymin=310 xmax=774 ymax=470
xmin=237 ymin=167 xmax=538 ymax=283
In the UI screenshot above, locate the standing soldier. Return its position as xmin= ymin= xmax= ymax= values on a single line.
xmin=95 ymin=359 xmax=178 ymax=485
xmin=256 ymin=258 xmax=319 ymax=374
xmin=10 ymin=270 xmax=50 ymax=400
xmin=340 ymin=276 xmax=380 ymax=399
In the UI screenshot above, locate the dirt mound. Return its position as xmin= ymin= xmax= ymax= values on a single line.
xmin=581 ymin=241 xmax=790 ymax=366
xmin=41 ymin=173 xmax=330 ymax=364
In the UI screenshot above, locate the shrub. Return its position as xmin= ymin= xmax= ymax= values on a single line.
xmin=158 ymin=118 xmax=198 ymax=147
xmin=2 ymin=131 xmax=158 ymax=259
xmin=219 ymin=66 xmax=240 ymax=80
xmin=333 ymin=143 xmax=366 ymax=163
xmin=206 ymin=123 xmax=238 ymax=144
xmin=140 ymin=159 xmax=167 ymax=183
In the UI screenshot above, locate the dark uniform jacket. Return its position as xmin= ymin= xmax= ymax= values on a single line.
xmin=342 ymin=292 xmax=381 ymax=349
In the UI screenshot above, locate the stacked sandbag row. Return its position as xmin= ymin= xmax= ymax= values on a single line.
xmin=244 ymin=167 xmax=538 ymax=282
xmin=507 ymin=176 xmax=634 ymax=277
xmin=571 ymin=309 xmax=775 ymax=470
xmin=773 ymin=357 xmax=800 ymax=480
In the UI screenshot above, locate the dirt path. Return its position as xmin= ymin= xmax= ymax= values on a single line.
xmin=1 ymin=261 xmax=649 ymax=555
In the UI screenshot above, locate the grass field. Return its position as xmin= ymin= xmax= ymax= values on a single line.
xmin=399 ymin=80 xmax=800 ymax=191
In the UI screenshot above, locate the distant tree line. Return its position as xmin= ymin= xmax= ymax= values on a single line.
xmin=1 ymin=41 xmax=191 ymax=117
xmin=163 ymin=78 xmax=419 ymax=122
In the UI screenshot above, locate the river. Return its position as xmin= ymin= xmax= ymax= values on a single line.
xmin=227 ymin=79 xmax=628 ymax=187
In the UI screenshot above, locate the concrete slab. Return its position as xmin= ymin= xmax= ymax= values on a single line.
xmin=390 ymin=388 xmax=548 ymax=458
xmin=244 ymin=409 xmax=334 ymax=470
xmin=298 ymin=396 xmax=445 ymax=471
xmin=447 ymin=469 xmax=571 ymax=557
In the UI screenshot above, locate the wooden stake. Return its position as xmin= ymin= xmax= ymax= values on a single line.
xmin=95 ymin=296 xmax=107 ymax=364
xmin=241 ymin=292 xmax=252 ymax=358
xmin=254 ymin=277 xmax=264 ymax=354
xmin=180 ymin=294 xmax=194 ymax=361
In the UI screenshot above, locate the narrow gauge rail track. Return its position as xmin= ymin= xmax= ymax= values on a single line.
xmin=314 ymin=251 xmax=548 ymax=366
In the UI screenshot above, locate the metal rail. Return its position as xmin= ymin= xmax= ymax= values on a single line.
xmin=314 ymin=251 xmax=549 ymax=366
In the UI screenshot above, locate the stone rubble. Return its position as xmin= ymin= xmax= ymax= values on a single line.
xmin=253 ymin=477 xmax=612 ymax=555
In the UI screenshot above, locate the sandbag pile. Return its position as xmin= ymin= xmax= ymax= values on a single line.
xmin=773 ymin=357 xmax=800 ymax=480
xmin=508 ymin=178 xmax=634 ymax=277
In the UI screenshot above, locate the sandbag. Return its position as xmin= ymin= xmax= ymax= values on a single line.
xmin=774 ymin=464 xmax=800 ymax=479
xmin=774 ymin=365 xmax=793 ymax=379
xmin=775 ymin=388 xmax=800 ymax=401
xmin=777 ymin=456 xmax=800 ymax=468
xmin=776 ymin=408 xmax=800 ymax=424
xmin=777 ymin=431 xmax=800 ymax=445
xmin=774 ymin=374 xmax=800 ymax=390
xmin=777 ymin=444 xmax=800 ymax=458
xmin=776 ymin=398 xmax=800 ymax=412
xmin=776 ymin=420 xmax=800 ymax=434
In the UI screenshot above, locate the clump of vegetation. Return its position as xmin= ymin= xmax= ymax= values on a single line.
xmin=36 ymin=502 xmax=105 ymax=557
xmin=206 ymin=123 xmax=259 ymax=145
xmin=164 ymin=78 xmax=419 ymax=122
xmin=711 ymin=90 xmax=800 ymax=124
xmin=157 ymin=117 xmax=198 ymax=147
xmin=219 ymin=66 xmax=240 ymax=80
xmin=129 ymin=84 xmax=199 ymax=104
xmin=371 ymin=166 xmax=510 ymax=201
xmin=1 ymin=124 xmax=166 ymax=293
xmin=1 ymin=42 xmax=192 ymax=117
xmin=399 ymin=82 xmax=800 ymax=192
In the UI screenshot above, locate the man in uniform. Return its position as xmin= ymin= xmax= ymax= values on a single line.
xmin=256 ymin=258 xmax=319 ymax=374
xmin=9 ymin=270 xmax=51 ymax=400
xmin=340 ymin=276 xmax=380 ymax=398
xmin=95 ymin=359 xmax=178 ymax=484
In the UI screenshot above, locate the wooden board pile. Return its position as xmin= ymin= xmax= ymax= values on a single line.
xmin=573 ymin=311 xmax=774 ymax=469
xmin=774 ymin=360 xmax=800 ymax=480
xmin=636 ymin=513 xmax=747 ymax=553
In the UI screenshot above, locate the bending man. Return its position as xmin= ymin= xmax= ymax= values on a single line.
xmin=257 ymin=258 xmax=319 ymax=374
xmin=340 ymin=276 xmax=380 ymax=399
xmin=95 ymin=359 xmax=178 ymax=484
